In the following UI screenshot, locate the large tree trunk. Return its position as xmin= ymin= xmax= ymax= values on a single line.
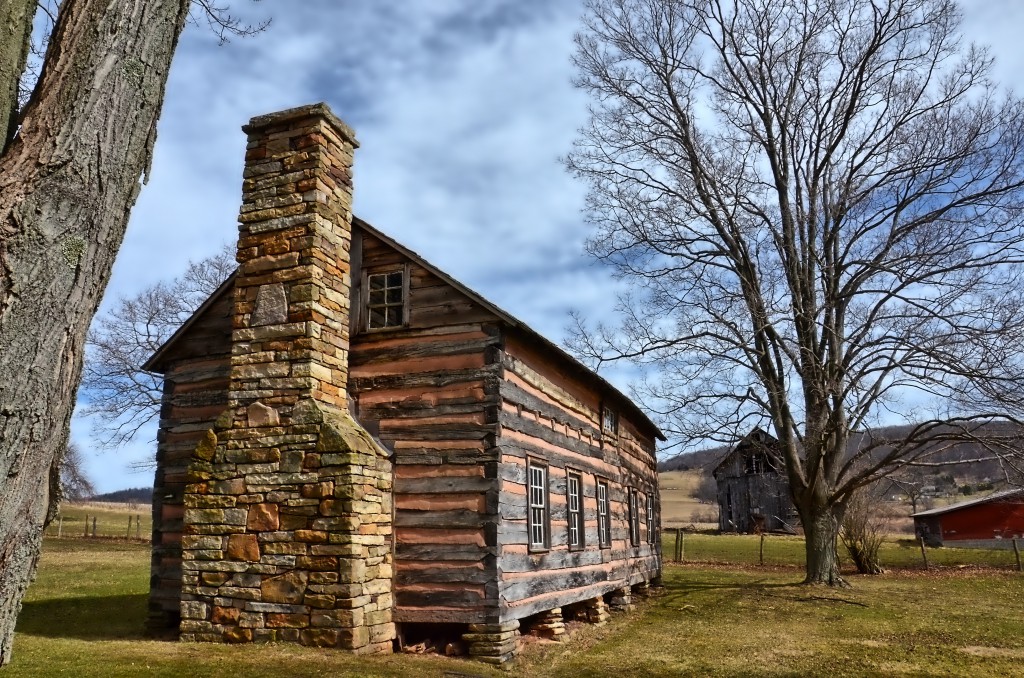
xmin=0 ymin=0 xmax=189 ymax=665
xmin=0 ymin=0 xmax=35 ymax=148
xmin=800 ymin=504 xmax=848 ymax=586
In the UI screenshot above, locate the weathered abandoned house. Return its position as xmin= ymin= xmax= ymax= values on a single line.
xmin=712 ymin=428 xmax=794 ymax=533
xmin=913 ymin=488 xmax=1024 ymax=548
xmin=144 ymin=104 xmax=663 ymax=663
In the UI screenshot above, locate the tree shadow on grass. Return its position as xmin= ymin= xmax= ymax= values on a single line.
xmin=16 ymin=594 xmax=150 ymax=641
xmin=659 ymin=576 xmax=799 ymax=607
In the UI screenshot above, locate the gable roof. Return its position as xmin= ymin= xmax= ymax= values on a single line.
xmin=911 ymin=487 xmax=1024 ymax=518
xmin=144 ymin=216 xmax=665 ymax=441
xmin=712 ymin=427 xmax=782 ymax=477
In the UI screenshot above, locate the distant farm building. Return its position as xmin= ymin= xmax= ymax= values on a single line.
xmin=913 ymin=488 xmax=1024 ymax=548
xmin=712 ymin=429 xmax=795 ymax=533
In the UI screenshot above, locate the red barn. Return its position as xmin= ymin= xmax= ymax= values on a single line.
xmin=912 ymin=489 xmax=1024 ymax=548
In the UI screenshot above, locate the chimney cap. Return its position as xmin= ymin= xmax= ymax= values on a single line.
xmin=243 ymin=102 xmax=358 ymax=148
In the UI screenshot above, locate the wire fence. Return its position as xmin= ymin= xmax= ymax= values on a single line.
xmin=44 ymin=510 xmax=150 ymax=542
xmin=662 ymin=529 xmax=1023 ymax=571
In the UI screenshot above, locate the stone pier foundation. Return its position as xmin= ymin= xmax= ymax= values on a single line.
xmin=528 ymin=608 xmax=565 ymax=641
xmin=584 ymin=597 xmax=610 ymax=625
xmin=633 ymin=581 xmax=651 ymax=598
xmin=608 ymin=586 xmax=633 ymax=612
xmin=463 ymin=620 xmax=520 ymax=664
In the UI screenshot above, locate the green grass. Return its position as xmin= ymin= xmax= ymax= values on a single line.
xmin=7 ymin=535 xmax=1024 ymax=676
xmin=47 ymin=502 xmax=151 ymax=541
xmin=663 ymin=531 xmax=1022 ymax=570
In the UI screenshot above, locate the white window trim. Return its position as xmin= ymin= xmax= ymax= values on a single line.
xmin=528 ymin=461 xmax=549 ymax=551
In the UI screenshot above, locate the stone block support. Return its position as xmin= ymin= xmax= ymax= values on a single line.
xmin=463 ymin=620 xmax=520 ymax=665
xmin=584 ymin=597 xmax=610 ymax=626
xmin=527 ymin=608 xmax=565 ymax=641
xmin=178 ymin=104 xmax=395 ymax=653
xmin=608 ymin=586 xmax=633 ymax=612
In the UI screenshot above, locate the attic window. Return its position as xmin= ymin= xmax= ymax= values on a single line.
xmin=366 ymin=270 xmax=405 ymax=330
xmin=602 ymin=407 xmax=618 ymax=434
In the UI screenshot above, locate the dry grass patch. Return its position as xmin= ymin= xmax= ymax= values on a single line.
xmin=8 ymin=537 xmax=1024 ymax=677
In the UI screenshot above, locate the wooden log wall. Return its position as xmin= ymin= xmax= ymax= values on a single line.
xmin=148 ymin=225 xmax=665 ymax=633
xmin=349 ymin=231 xmax=502 ymax=625
xmin=145 ymin=290 xmax=233 ymax=636
xmin=495 ymin=331 xmax=661 ymax=622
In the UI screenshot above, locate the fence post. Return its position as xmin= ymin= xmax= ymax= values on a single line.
xmin=759 ymin=532 xmax=765 ymax=566
xmin=1013 ymin=539 xmax=1022 ymax=572
xmin=127 ymin=516 xmax=133 ymax=539
xmin=675 ymin=528 xmax=684 ymax=562
xmin=918 ymin=535 xmax=929 ymax=571
xmin=83 ymin=515 xmax=89 ymax=537
xmin=136 ymin=515 xmax=142 ymax=540
xmin=91 ymin=516 xmax=97 ymax=538
xmin=57 ymin=516 xmax=63 ymax=538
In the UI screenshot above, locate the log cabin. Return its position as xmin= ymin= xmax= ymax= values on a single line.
xmin=144 ymin=103 xmax=663 ymax=663
xmin=713 ymin=428 xmax=796 ymax=533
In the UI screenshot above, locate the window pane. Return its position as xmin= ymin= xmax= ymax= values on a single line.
xmin=386 ymin=287 xmax=403 ymax=304
xmin=369 ymin=308 xmax=386 ymax=328
xmin=387 ymin=271 xmax=403 ymax=287
xmin=386 ymin=307 xmax=402 ymax=327
xmin=369 ymin=289 xmax=386 ymax=305
xmin=369 ymin=274 xmax=386 ymax=290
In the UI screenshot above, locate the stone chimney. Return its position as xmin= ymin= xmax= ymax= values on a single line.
xmin=179 ymin=104 xmax=395 ymax=653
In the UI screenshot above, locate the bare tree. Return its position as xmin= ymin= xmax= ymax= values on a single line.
xmin=885 ymin=472 xmax=928 ymax=515
xmin=80 ymin=244 xmax=234 ymax=449
xmin=0 ymin=1 xmax=264 ymax=664
xmin=57 ymin=441 xmax=95 ymax=501
xmin=568 ymin=0 xmax=1024 ymax=586
xmin=839 ymin=485 xmax=889 ymax=575
xmin=693 ymin=473 xmax=717 ymax=504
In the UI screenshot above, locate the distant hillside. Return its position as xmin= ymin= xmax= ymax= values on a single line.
xmin=91 ymin=487 xmax=153 ymax=504
xmin=659 ymin=445 xmax=729 ymax=473
xmin=658 ymin=422 xmax=1022 ymax=484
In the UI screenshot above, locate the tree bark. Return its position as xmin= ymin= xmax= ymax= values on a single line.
xmin=0 ymin=0 xmax=35 ymax=149
xmin=800 ymin=505 xmax=847 ymax=587
xmin=0 ymin=0 xmax=189 ymax=665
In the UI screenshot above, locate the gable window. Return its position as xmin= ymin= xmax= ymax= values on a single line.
xmin=596 ymin=478 xmax=611 ymax=548
xmin=646 ymin=492 xmax=655 ymax=544
xmin=528 ymin=461 xmax=550 ymax=551
xmin=366 ymin=269 xmax=405 ymax=330
xmin=602 ymin=407 xmax=618 ymax=434
xmin=567 ymin=470 xmax=584 ymax=551
xmin=629 ymin=488 xmax=641 ymax=547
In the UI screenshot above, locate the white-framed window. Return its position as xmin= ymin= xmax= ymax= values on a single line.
xmin=597 ymin=478 xmax=611 ymax=548
xmin=602 ymin=406 xmax=618 ymax=434
xmin=646 ymin=492 xmax=655 ymax=544
xmin=567 ymin=470 xmax=584 ymax=550
xmin=528 ymin=461 xmax=549 ymax=551
xmin=366 ymin=269 xmax=405 ymax=330
xmin=629 ymin=488 xmax=641 ymax=547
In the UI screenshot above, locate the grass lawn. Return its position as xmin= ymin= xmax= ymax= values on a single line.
xmin=664 ymin=531 xmax=1023 ymax=570
xmin=6 ymin=537 xmax=1024 ymax=676
xmin=47 ymin=502 xmax=152 ymax=541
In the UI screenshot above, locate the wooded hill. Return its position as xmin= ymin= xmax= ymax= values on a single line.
xmin=89 ymin=487 xmax=153 ymax=504
xmin=659 ymin=422 xmax=1024 ymax=489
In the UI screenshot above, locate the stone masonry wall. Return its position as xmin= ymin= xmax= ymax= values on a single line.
xmin=178 ymin=104 xmax=395 ymax=653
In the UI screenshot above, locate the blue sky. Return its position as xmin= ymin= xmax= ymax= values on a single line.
xmin=74 ymin=0 xmax=1024 ymax=492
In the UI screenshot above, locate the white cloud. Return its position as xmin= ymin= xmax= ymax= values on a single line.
xmin=76 ymin=0 xmax=1024 ymax=490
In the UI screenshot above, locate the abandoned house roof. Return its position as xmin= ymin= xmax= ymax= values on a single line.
xmin=911 ymin=487 xmax=1024 ymax=518
xmin=712 ymin=427 xmax=780 ymax=477
xmin=144 ymin=215 xmax=665 ymax=441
